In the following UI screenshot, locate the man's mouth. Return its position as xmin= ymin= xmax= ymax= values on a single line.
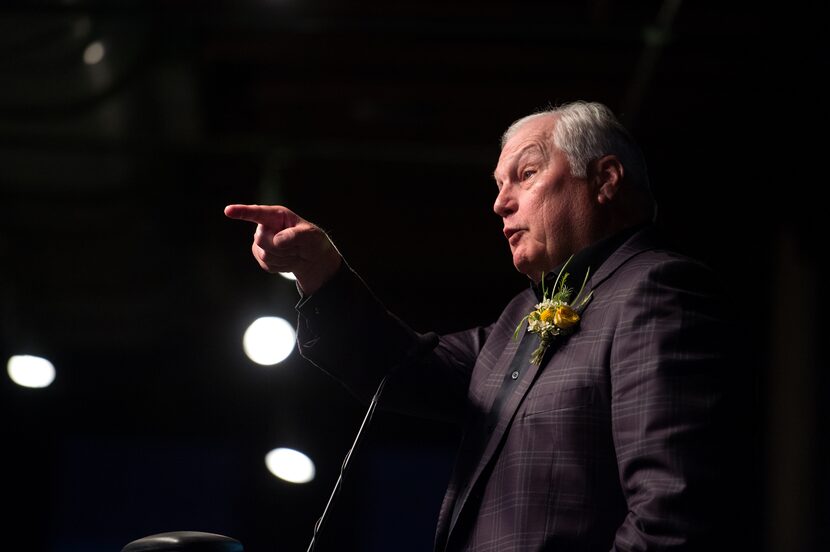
xmin=504 ymin=228 xmax=524 ymax=246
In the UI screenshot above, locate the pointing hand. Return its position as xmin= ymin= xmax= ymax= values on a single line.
xmin=224 ymin=204 xmax=342 ymax=295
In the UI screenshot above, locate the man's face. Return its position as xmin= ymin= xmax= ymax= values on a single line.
xmin=493 ymin=115 xmax=596 ymax=279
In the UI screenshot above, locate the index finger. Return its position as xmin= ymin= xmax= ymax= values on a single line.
xmin=224 ymin=204 xmax=294 ymax=229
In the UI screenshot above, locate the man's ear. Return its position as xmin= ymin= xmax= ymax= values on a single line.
xmin=590 ymin=155 xmax=624 ymax=205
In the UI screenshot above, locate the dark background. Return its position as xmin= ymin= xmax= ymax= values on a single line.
xmin=1 ymin=1 xmax=826 ymax=551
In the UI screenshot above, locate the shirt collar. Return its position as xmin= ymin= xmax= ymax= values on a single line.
xmin=531 ymin=223 xmax=649 ymax=301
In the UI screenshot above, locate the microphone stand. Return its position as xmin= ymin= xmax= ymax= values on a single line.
xmin=306 ymin=374 xmax=389 ymax=552
xmin=120 ymin=374 xmax=393 ymax=552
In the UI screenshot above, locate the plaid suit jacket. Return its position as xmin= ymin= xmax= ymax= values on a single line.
xmin=298 ymin=226 xmax=732 ymax=551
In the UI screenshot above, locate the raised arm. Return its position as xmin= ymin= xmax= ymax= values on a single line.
xmin=225 ymin=203 xmax=481 ymax=423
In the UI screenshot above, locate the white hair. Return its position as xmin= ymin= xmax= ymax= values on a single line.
xmin=501 ymin=101 xmax=651 ymax=192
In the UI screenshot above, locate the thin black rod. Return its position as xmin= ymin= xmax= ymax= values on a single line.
xmin=306 ymin=375 xmax=389 ymax=552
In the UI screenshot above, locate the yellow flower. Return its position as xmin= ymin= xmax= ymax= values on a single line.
xmin=512 ymin=255 xmax=594 ymax=365
xmin=539 ymin=308 xmax=556 ymax=323
xmin=553 ymin=305 xmax=580 ymax=329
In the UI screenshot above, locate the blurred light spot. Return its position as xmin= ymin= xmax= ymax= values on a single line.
xmin=279 ymin=272 xmax=297 ymax=281
xmin=243 ymin=316 xmax=295 ymax=365
xmin=7 ymin=355 xmax=56 ymax=388
xmin=83 ymin=41 xmax=106 ymax=65
xmin=265 ymin=447 xmax=315 ymax=484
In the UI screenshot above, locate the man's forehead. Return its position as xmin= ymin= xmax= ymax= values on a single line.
xmin=495 ymin=124 xmax=555 ymax=174
xmin=500 ymin=115 xmax=556 ymax=156
xmin=496 ymin=143 xmax=542 ymax=171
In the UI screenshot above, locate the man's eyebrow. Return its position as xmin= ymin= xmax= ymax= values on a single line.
xmin=493 ymin=144 xmax=545 ymax=182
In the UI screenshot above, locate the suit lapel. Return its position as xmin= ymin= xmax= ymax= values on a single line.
xmin=446 ymin=314 xmax=556 ymax=540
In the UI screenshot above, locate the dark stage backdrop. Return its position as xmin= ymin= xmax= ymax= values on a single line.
xmin=0 ymin=1 xmax=825 ymax=551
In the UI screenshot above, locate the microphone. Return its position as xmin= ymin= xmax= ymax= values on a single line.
xmin=121 ymin=531 xmax=243 ymax=552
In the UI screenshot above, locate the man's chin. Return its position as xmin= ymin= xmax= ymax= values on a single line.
xmin=512 ymin=254 xmax=543 ymax=282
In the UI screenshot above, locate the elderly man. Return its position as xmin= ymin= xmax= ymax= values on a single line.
xmin=226 ymin=101 xmax=733 ymax=551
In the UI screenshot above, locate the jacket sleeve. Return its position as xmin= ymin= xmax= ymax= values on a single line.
xmin=296 ymin=262 xmax=491 ymax=424
xmin=609 ymin=257 xmax=733 ymax=550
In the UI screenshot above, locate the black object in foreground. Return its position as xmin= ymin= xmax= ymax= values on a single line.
xmin=306 ymin=332 xmax=440 ymax=551
xmin=122 ymin=531 xmax=243 ymax=552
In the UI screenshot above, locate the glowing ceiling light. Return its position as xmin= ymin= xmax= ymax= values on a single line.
xmin=243 ymin=316 xmax=295 ymax=365
xmin=7 ymin=355 xmax=56 ymax=388
xmin=265 ymin=447 xmax=315 ymax=484
xmin=83 ymin=41 xmax=105 ymax=65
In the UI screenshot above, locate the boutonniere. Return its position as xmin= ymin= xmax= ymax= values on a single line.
xmin=513 ymin=256 xmax=593 ymax=365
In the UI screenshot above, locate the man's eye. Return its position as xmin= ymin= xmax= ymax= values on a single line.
xmin=521 ymin=169 xmax=536 ymax=180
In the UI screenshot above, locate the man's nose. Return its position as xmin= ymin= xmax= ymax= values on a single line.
xmin=493 ymin=185 xmax=516 ymax=217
